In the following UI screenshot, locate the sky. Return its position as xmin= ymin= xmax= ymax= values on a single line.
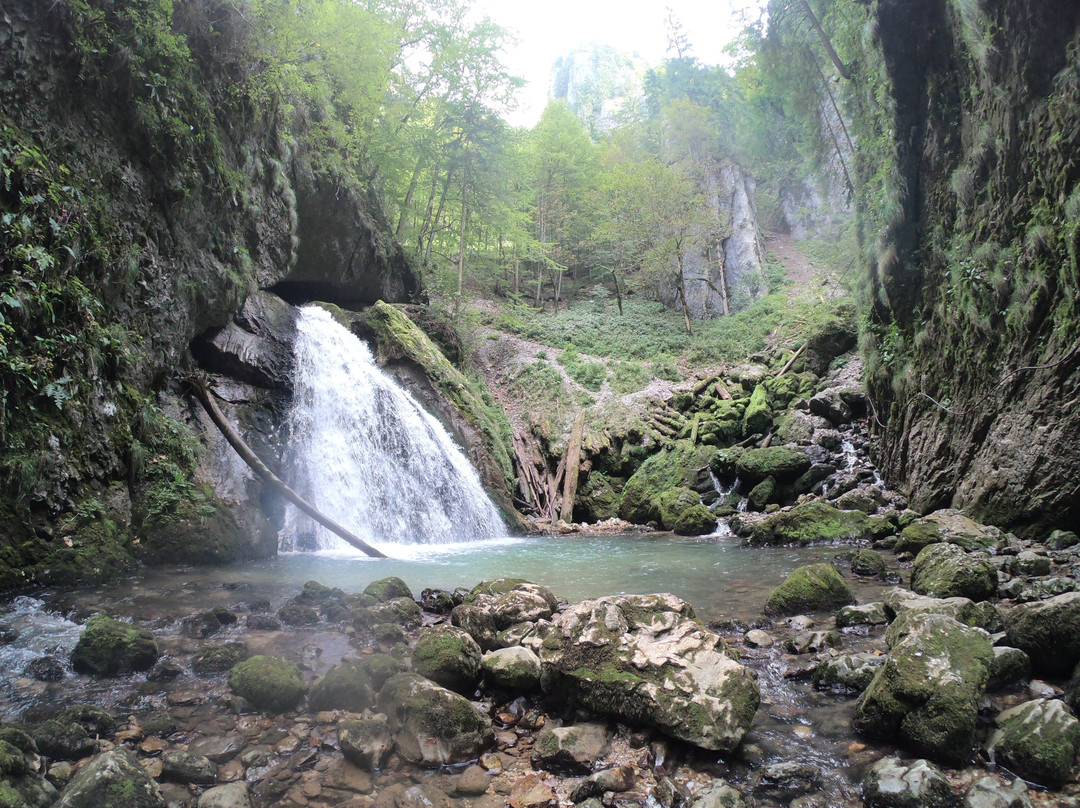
xmin=470 ymin=0 xmax=762 ymax=127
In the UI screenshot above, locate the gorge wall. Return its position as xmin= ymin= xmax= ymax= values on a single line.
xmin=0 ymin=0 xmax=422 ymax=587
xmin=861 ymin=0 xmax=1080 ymax=535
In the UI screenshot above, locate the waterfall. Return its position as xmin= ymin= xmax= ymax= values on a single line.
xmin=280 ymin=306 xmax=506 ymax=552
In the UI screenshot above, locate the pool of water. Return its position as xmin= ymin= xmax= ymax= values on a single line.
xmin=39 ymin=533 xmax=890 ymax=627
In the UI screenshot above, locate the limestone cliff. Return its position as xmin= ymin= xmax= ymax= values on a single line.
xmin=0 ymin=0 xmax=421 ymax=587
xmin=861 ymin=0 xmax=1080 ymax=536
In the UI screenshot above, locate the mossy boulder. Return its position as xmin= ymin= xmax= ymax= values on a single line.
xmin=894 ymin=509 xmax=1002 ymax=555
xmin=532 ymin=723 xmax=611 ymax=774
xmin=860 ymin=757 xmax=954 ymax=808
xmin=775 ymin=410 xmax=816 ymax=445
xmin=356 ymin=597 xmax=423 ymax=630
xmin=812 ymin=653 xmax=884 ymax=693
xmin=364 ymin=577 xmax=414 ymax=602
xmin=481 ymin=646 xmax=542 ymax=691
xmin=853 ymin=613 xmax=993 ymax=766
xmin=53 ymin=748 xmax=164 ymax=808
xmin=742 ymin=385 xmax=772 ymax=436
xmin=307 ymin=659 xmax=378 ymax=713
xmin=134 ymin=496 xmax=260 ymax=567
xmin=618 ymin=442 xmax=713 ymax=525
xmin=1002 ymin=591 xmax=1080 ymax=676
xmin=338 ymin=715 xmax=393 ymax=770
xmin=746 ymin=501 xmax=873 ymax=546
xmin=450 ymin=604 xmax=499 ymax=651
xmin=228 ymin=656 xmax=306 ymax=714
xmin=881 ymin=588 xmax=1002 ymax=637
xmin=734 ymin=446 xmax=811 ymax=483
xmin=70 ymin=615 xmax=159 ymax=676
xmin=193 ymin=642 xmax=250 ymax=675
xmin=462 ymin=581 xmax=558 ymax=630
xmin=411 ymin=626 xmax=482 ymax=694
xmin=377 ymin=673 xmax=493 ymax=766
xmin=576 ymin=473 xmax=623 ymax=523
xmin=671 ymin=505 xmax=717 ymax=536
xmin=910 ymin=544 xmax=996 ymax=601
xmin=764 ymin=563 xmax=855 ymax=616
xmin=656 ymin=487 xmax=702 ymax=531
xmin=987 ymin=699 xmax=1080 ymax=787
xmin=746 ymin=477 xmax=775 ymax=512
xmin=540 ymin=594 xmax=758 ymax=752
xmin=29 ymin=720 xmax=96 ymax=761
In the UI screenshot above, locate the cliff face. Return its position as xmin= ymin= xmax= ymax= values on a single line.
xmin=0 ymin=0 xmax=421 ymax=587
xmin=862 ymin=0 xmax=1080 ymax=535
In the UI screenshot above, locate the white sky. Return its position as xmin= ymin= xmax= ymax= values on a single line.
xmin=471 ymin=0 xmax=762 ymax=126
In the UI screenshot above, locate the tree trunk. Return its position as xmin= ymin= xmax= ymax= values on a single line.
xmin=453 ymin=173 xmax=468 ymax=317
xmin=797 ymin=0 xmax=851 ymax=80
xmin=560 ymin=409 xmax=586 ymax=523
xmin=425 ymin=168 xmax=454 ymax=265
xmin=676 ymin=252 xmax=693 ymax=335
xmin=714 ymin=238 xmax=730 ymax=316
xmin=608 ymin=267 xmax=624 ymax=315
xmin=395 ymin=153 xmax=424 ymax=239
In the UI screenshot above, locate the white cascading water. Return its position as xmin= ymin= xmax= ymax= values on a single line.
xmin=280 ymin=306 xmax=506 ymax=552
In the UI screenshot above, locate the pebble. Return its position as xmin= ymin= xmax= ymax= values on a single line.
xmin=276 ymin=735 xmax=302 ymax=755
xmin=139 ymin=737 xmax=167 ymax=755
xmin=744 ymin=629 xmax=775 ymax=648
xmin=458 ymin=765 xmax=492 ymax=796
xmin=167 ymin=691 xmax=203 ymax=706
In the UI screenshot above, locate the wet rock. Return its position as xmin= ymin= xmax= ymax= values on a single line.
xmin=338 ymin=716 xmax=393 ymax=770
xmin=420 ymin=588 xmax=457 ymax=614
xmin=1008 ymin=551 xmax=1051 ymax=577
xmin=532 ymin=723 xmax=610 ymax=773
xmin=785 ymin=630 xmax=841 ymax=654
xmin=457 ymin=764 xmax=491 ymax=796
xmin=540 ymin=594 xmax=759 ymax=752
xmin=1046 ymin=530 xmax=1080 ymax=550
xmin=987 ymin=698 xmax=1080 ymax=787
xmin=652 ymin=776 xmax=691 ymax=808
xmin=808 ymin=389 xmax=851 ymax=424
xmin=744 ymin=629 xmax=775 ymax=648
xmin=672 ymin=505 xmax=719 ymax=536
xmin=835 ymin=489 xmax=879 ymax=514
xmin=161 ymin=749 xmax=217 ymax=784
xmin=961 ymin=776 xmax=1030 ymax=808
xmin=813 ymin=652 xmax=884 ymax=692
xmin=735 ymin=446 xmax=811 ymax=483
xmin=910 ymin=544 xmax=996 ymax=602
xmin=0 ymin=738 xmax=58 ymax=807
xmin=849 ymin=549 xmax=888 ymax=577
xmin=193 ymin=642 xmax=250 ymax=675
xmin=765 ymin=563 xmax=855 ymax=616
xmin=836 ymin=602 xmax=889 ymax=628
xmin=497 ymin=620 xmax=552 ymax=653
xmin=689 ymin=780 xmax=752 ymax=808
xmin=451 ymin=605 xmax=500 ymax=651
xmin=228 ymin=656 xmax=306 ymax=713
xmin=54 ymin=748 xmax=165 ymax=808
xmin=375 ymin=783 xmax=453 ymax=808
xmin=570 ymin=766 xmax=634 ymax=800
xmin=854 ymin=613 xmax=993 ymax=766
xmin=31 ymin=720 xmax=97 ymax=760
xmin=361 ymin=597 xmax=423 ymax=629
xmin=882 ymin=588 xmax=1001 ymax=637
xmin=482 ymin=646 xmax=542 ymax=690
xmin=25 ymin=655 xmax=64 ymax=681
xmin=1002 ymin=591 xmax=1080 ymax=675
xmin=364 ymin=577 xmax=414 ymax=602
xmin=1015 ymin=577 xmax=1077 ymax=602
xmin=244 ymin=614 xmax=281 ymax=631
xmin=411 ymin=625 xmax=482 ymax=693
xmin=861 ymin=757 xmax=955 ymax=808
xmin=277 ymin=601 xmax=319 ymax=626
xmin=986 ymin=647 xmax=1031 ymax=691
xmin=198 ymin=782 xmax=254 ymax=808
xmin=508 ymin=773 xmax=556 ymax=808
xmin=747 ymin=501 xmax=874 ymax=546
xmin=70 ymin=614 xmax=159 ymax=676
xmin=187 ymin=734 xmax=243 ymax=764
xmin=308 ymin=659 xmax=377 ymax=713
xmin=755 ymin=761 xmax=822 ymax=801
xmin=377 ymin=673 xmax=493 ymax=766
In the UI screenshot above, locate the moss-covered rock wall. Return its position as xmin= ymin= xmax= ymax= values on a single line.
xmin=0 ymin=0 xmax=421 ymax=588
xmin=860 ymin=0 xmax=1080 ymax=536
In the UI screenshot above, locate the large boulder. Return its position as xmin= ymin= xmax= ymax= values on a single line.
xmin=70 ymin=615 xmax=159 ymax=676
xmin=734 ymin=446 xmax=811 ymax=483
xmin=987 ymin=699 xmax=1080 ymax=787
xmin=1002 ymin=591 xmax=1080 ymax=676
xmin=481 ymin=646 xmax=542 ymax=691
xmin=910 ymin=544 xmax=996 ymax=601
xmin=0 ymin=738 xmax=58 ymax=807
xmin=764 ymin=563 xmax=855 ymax=616
xmin=853 ymin=614 xmax=993 ymax=766
xmin=54 ymin=748 xmax=165 ymax=808
xmin=411 ymin=626 xmax=482 ymax=694
xmin=307 ymin=659 xmax=377 ymax=713
xmin=377 ymin=673 xmax=493 ymax=766
xmin=539 ymin=594 xmax=759 ymax=752
xmin=894 ymin=510 xmax=1002 ymax=555
xmin=618 ymin=442 xmax=713 ymax=525
xmin=745 ymin=501 xmax=873 ymax=546
xmin=228 ymin=656 xmax=306 ymax=713
xmin=464 ymin=580 xmax=559 ymax=630
xmin=338 ymin=715 xmax=394 ymax=770
xmin=531 ymin=723 xmax=610 ymax=774
xmin=881 ymin=588 xmax=1001 ymax=637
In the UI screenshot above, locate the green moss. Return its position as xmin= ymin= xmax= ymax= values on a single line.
xmin=410 ymin=626 xmax=481 ymax=693
xmin=895 ymin=521 xmax=943 ymax=555
xmin=742 ymin=385 xmax=772 ymax=436
xmin=464 ymin=578 xmax=530 ymax=603
xmin=735 ymin=446 xmax=811 ymax=483
xmin=672 ymin=505 xmax=718 ymax=536
xmin=70 ymin=614 xmax=158 ymax=676
xmin=746 ymin=477 xmax=775 ymax=512
xmin=748 ymin=501 xmax=872 ymax=546
xmin=764 ymin=563 xmax=855 ymax=616
xmin=364 ymin=577 xmax=414 ymax=602
xmin=192 ymin=642 xmax=249 ymax=675
xmin=618 ymin=441 xmax=712 ymax=525
xmin=228 ymin=655 xmax=306 ymax=714
xmin=308 ymin=659 xmax=376 ymax=713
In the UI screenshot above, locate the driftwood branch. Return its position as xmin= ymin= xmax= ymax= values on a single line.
xmin=188 ymin=380 xmax=387 ymax=559
xmin=777 ymin=343 xmax=807 ymax=378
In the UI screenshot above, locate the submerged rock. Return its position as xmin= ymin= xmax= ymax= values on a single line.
xmin=338 ymin=715 xmax=393 ymax=770
xmin=307 ymin=659 xmax=377 ymax=713
xmin=539 ymin=593 xmax=759 ymax=752
xmin=764 ymin=563 xmax=855 ymax=616
xmin=813 ymin=653 xmax=884 ymax=693
xmin=377 ymin=673 xmax=493 ymax=766
xmin=531 ymin=723 xmax=610 ymax=774
xmin=961 ymin=776 xmax=1030 ymax=808
xmin=854 ymin=613 xmax=993 ymax=766
xmin=70 ymin=615 xmax=159 ymax=676
xmin=228 ymin=656 xmax=306 ymax=713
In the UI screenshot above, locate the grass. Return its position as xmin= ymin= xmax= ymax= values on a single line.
xmin=485 ymin=287 xmax=853 ymax=370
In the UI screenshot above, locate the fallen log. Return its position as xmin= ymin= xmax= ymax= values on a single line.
xmin=188 ymin=379 xmax=387 ymax=559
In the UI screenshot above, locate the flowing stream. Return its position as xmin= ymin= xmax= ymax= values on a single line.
xmin=279 ymin=306 xmax=506 ymax=552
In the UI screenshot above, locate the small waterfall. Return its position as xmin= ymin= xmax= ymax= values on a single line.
xmin=280 ymin=306 xmax=506 ymax=552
